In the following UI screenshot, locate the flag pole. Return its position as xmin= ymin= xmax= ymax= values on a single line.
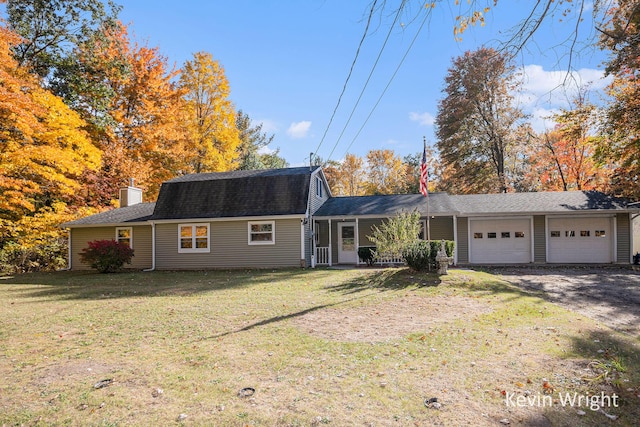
xmin=420 ymin=136 xmax=431 ymax=242
xmin=425 ymin=137 xmax=431 ymax=242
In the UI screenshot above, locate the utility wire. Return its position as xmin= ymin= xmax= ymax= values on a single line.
xmin=323 ymin=0 xmax=406 ymax=165
xmin=312 ymin=0 xmax=378 ymax=163
xmin=340 ymin=6 xmax=431 ymax=159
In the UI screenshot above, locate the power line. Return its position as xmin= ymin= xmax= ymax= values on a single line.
xmin=340 ymin=6 xmax=431 ymax=159
xmin=324 ymin=0 xmax=406 ymax=164
xmin=311 ymin=0 xmax=379 ymax=163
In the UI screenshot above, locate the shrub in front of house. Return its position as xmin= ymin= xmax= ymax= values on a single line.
xmin=358 ymin=246 xmax=376 ymax=266
xmin=79 ymin=240 xmax=134 ymax=273
xmin=402 ymin=240 xmax=431 ymax=271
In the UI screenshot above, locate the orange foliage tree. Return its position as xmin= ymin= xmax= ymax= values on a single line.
xmin=529 ymin=99 xmax=609 ymax=192
xmin=69 ymin=21 xmax=187 ymax=203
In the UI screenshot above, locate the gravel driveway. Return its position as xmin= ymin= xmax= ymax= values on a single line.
xmin=487 ymin=267 xmax=640 ymax=337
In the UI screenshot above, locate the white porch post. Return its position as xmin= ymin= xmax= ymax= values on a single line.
xmin=452 ymin=215 xmax=458 ymax=265
xmin=328 ymin=219 xmax=332 ymax=266
xmin=300 ymin=219 xmax=305 ymax=266
xmin=355 ymin=218 xmax=360 ymax=266
xmin=311 ymin=220 xmax=316 ymax=268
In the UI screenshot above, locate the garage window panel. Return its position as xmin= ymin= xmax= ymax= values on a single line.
xmin=565 ymin=230 xmax=576 ymax=237
xmin=596 ymin=230 xmax=606 ymax=237
xmin=515 ymin=232 xmax=525 ymax=238
xmin=550 ymin=231 xmax=560 ymax=237
xmin=580 ymin=230 xmax=590 ymax=237
xmin=488 ymin=232 xmax=497 ymax=238
xmin=474 ymin=232 xmax=483 ymax=239
xmin=501 ymin=232 xmax=510 ymax=238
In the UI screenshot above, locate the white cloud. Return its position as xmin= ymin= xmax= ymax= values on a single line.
xmin=518 ymin=64 xmax=612 ymax=109
xmin=409 ymin=111 xmax=435 ymax=126
xmin=257 ymin=145 xmax=276 ymax=155
xmin=516 ymin=64 xmax=613 ymax=132
xmin=287 ymin=121 xmax=311 ymax=139
xmin=257 ymin=119 xmax=278 ymax=134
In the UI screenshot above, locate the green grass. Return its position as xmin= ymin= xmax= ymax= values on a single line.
xmin=0 ymin=268 xmax=638 ymax=426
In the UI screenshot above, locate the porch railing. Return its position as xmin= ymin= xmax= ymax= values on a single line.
xmin=315 ymin=247 xmax=330 ymax=265
xmin=314 ymin=246 xmax=404 ymax=266
xmin=375 ymin=255 xmax=405 ymax=265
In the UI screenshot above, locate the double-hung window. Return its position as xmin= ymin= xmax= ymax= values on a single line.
xmin=178 ymin=223 xmax=210 ymax=253
xmin=248 ymin=221 xmax=275 ymax=245
xmin=116 ymin=227 xmax=132 ymax=248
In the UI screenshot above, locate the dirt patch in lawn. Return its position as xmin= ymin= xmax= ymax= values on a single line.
xmin=294 ymin=294 xmax=492 ymax=342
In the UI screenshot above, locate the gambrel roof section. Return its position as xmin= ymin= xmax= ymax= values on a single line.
xmin=150 ymin=166 xmax=319 ymax=220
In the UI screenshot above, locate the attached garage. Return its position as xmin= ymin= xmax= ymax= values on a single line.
xmin=547 ymin=216 xmax=614 ymax=263
xmin=469 ymin=218 xmax=532 ymax=264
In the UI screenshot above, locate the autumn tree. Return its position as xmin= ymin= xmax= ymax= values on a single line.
xmin=323 ymin=153 xmax=365 ymax=196
xmin=364 ymin=149 xmax=407 ymax=195
xmin=235 ymin=110 xmax=287 ymax=170
xmin=0 ymin=23 xmax=102 ymax=272
xmin=65 ymin=21 xmax=186 ymax=202
xmin=530 ymin=93 xmax=609 ymax=191
xmin=0 ymin=24 xmax=101 ymax=219
xmin=180 ymin=51 xmax=241 ymax=174
xmin=597 ymin=0 xmax=640 ymax=198
xmin=5 ymin=0 xmax=120 ymax=80
xmin=436 ymin=47 xmax=527 ymax=194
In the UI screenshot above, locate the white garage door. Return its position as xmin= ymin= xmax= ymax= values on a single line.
xmin=548 ymin=217 xmax=613 ymax=263
xmin=469 ymin=219 xmax=532 ymax=264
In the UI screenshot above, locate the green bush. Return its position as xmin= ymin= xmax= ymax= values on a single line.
xmin=79 ymin=239 xmax=134 ymax=273
xmin=0 ymin=239 xmax=68 ymax=274
xmin=358 ymin=246 xmax=376 ymax=266
xmin=402 ymin=240 xmax=431 ymax=271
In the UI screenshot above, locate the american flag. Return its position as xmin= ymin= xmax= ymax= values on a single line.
xmin=419 ymin=142 xmax=428 ymax=197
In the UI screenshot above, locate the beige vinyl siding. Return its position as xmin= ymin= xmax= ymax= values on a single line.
xmin=428 ymin=217 xmax=455 ymax=240
xmin=456 ymin=217 xmax=469 ymax=263
xmin=616 ymin=213 xmax=631 ymax=263
xmin=155 ymin=219 xmax=302 ymax=269
xmin=70 ymin=226 xmax=152 ymax=270
xmin=534 ymin=215 xmax=546 ymax=263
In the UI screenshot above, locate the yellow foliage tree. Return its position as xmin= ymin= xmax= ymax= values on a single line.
xmin=0 ymin=24 xmax=101 ymax=219
xmin=365 ymin=149 xmax=406 ymax=195
xmin=180 ymin=51 xmax=241 ymax=173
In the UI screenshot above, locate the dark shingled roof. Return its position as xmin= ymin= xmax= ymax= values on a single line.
xmin=62 ymin=203 xmax=156 ymax=227
xmin=449 ymin=190 xmax=631 ymax=215
xmin=150 ymin=166 xmax=317 ymax=220
xmin=313 ymin=193 xmax=457 ymax=217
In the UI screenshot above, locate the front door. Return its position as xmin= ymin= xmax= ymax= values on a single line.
xmin=338 ymin=222 xmax=357 ymax=264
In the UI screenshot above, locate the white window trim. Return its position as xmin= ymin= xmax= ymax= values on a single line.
xmin=115 ymin=227 xmax=133 ymax=248
xmin=178 ymin=223 xmax=210 ymax=253
xmin=248 ymin=221 xmax=275 ymax=245
xmin=315 ymin=176 xmax=323 ymax=199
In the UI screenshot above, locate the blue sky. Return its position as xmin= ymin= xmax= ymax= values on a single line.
xmin=68 ymin=2 xmax=619 ymax=165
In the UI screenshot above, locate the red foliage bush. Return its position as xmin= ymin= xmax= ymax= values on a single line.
xmin=79 ymin=240 xmax=134 ymax=273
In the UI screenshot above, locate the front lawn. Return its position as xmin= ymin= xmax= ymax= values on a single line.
xmin=0 ymin=268 xmax=637 ymax=426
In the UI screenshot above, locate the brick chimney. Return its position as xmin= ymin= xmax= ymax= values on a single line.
xmin=119 ymin=178 xmax=143 ymax=208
